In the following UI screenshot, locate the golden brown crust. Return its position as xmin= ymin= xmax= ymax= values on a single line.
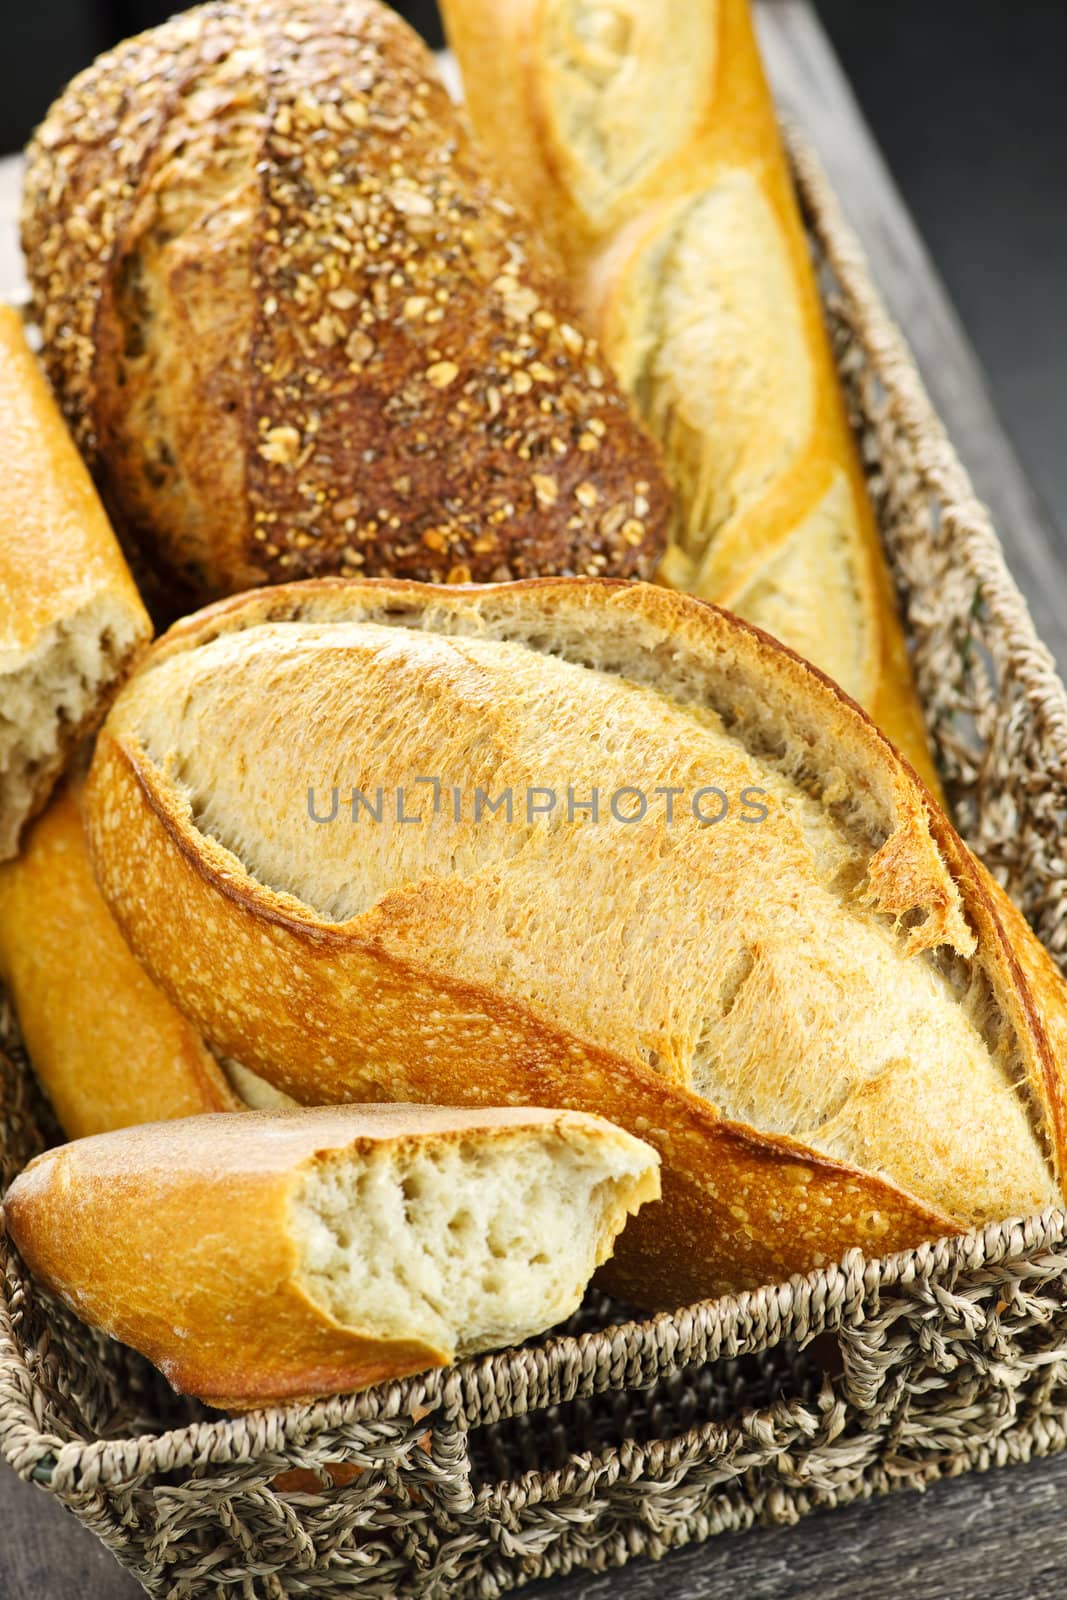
xmin=89 ymin=700 xmax=958 ymax=1305
xmin=942 ymin=852 xmax=1067 ymax=1193
xmin=21 ymin=0 xmax=669 ymax=608
xmin=0 ymin=307 xmax=152 ymax=856
xmin=440 ymin=0 xmax=940 ymax=792
xmin=0 ymin=779 xmax=238 ymax=1139
xmin=0 ymin=309 xmax=145 ymax=652
xmin=3 ymin=1104 xmax=653 ymax=1407
xmin=83 ymin=576 xmax=1067 ymax=1303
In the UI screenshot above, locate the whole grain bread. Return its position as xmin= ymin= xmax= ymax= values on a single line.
xmin=3 ymin=1105 xmax=659 ymax=1407
xmin=440 ymin=0 xmax=938 ymax=788
xmin=20 ymin=0 xmax=668 ymax=610
xmin=0 ymin=307 xmax=150 ymax=859
xmin=83 ymin=577 xmax=1067 ymax=1304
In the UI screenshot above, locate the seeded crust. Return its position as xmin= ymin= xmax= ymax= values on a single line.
xmin=21 ymin=0 xmax=669 ymax=608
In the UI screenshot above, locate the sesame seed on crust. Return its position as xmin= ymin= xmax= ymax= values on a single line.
xmin=21 ymin=0 xmax=671 ymax=604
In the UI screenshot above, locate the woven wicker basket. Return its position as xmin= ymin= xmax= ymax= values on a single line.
xmin=4 ymin=131 xmax=1067 ymax=1599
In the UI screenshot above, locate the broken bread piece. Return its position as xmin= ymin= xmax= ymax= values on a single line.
xmin=3 ymin=1105 xmax=660 ymax=1409
xmin=0 ymin=306 xmax=150 ymax=860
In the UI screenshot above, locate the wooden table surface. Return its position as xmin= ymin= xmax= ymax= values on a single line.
xmin=2 ymin=3 xmax=1066 ymax=1597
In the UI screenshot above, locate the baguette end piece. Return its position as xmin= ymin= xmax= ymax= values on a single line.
xmin=3 ymin=1106 xmax=660 ymax=1410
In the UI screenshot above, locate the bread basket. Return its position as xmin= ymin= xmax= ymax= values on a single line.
xmin=4 ymin=130 xmax=1067 ymax=1599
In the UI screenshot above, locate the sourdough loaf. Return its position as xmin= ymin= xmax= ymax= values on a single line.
xmin=440 ymin=0 xmax=938 ymax=788
xmin=0 ymin=307 xmax=150 ymax=859
xmin=83 ymin=578 xmax=1067 ymax=1304
xmin=21 ymin=0 xmax=668 ymax=610
xmin=3 ymin=1105 xmax=659 ymax=1407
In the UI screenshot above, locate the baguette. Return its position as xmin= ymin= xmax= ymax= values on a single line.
xmin=83 ymin=577 xmax=1067 ymax=1304
xmin=0 ymin=775 xmax=291 ymax=1137
xmin=439 ymin=0 xmax=939 ymax=789
xmin=3 ymin=1105 xmax=660 ymax=1408
xmin=0 ymin=306 xmax=150 ymax=859
xmin=21 ymin=0 xmax=669 ymax=609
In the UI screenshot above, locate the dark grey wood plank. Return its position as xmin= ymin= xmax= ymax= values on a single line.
xmin=2 ymin=5 xmax=1066 ymax=1599
xmin=0 ymin=1467 xmax=142 ymax=1599
xmin=523 ymin=1448 xmax=1067 ymax=1600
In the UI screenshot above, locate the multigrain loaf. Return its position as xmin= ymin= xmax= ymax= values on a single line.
xmin=20 ymin=0 xmax=669 ymax=611
xmin=83 ymin=577 xmax=1067 ymax=1304
xmin=440 ymin=0 xmax=938 ymax=788
xmin=0 ymin=773 xmax=291 ymax=1137
xmin=3 ymin=1106 xmax=660 ymax=1407
xmin=0 ymin=307 xmax=150 ymax=860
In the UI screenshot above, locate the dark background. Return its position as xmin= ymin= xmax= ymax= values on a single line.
xmin=0 ymin=0 xmax=1063 ymax=541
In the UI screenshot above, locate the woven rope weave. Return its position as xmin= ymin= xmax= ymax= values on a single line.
xmin=4 ymin=132 xmax=1067 ymax=1598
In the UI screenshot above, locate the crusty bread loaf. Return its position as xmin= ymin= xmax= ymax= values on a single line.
xmin=439 ymin=0 xmax=938 ymax=789
xmin=0 ymin=774 xmax=291 ymax=1137
xmin=21 ymin=0 xmax=669 ymax=611
xmin=84 ymin=577 xmax=1067 ymax=1304
xmin=3 ymin=1105 xmax=659 ymax=1407
xmin=0 ymin=307 xmax=150 ymax=860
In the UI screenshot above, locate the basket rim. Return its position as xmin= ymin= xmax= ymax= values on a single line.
xmin=785 ymin=123 xmax=1067 ymax=770
xmin=3 ymin=1207 xmax=1066 ymax=1490
xmin=5 ymin=132 xmax=1067 ymax=1498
